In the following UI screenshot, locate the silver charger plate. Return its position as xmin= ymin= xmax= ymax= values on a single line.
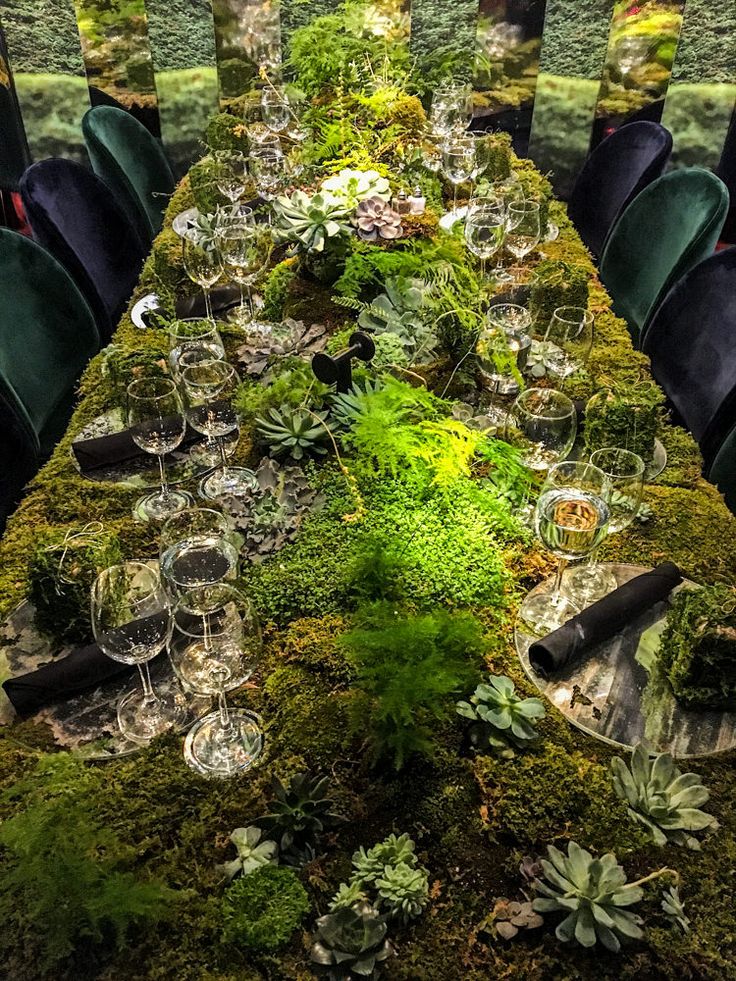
xmin=515 ymin=563 xmax=736 ymax=757
xmin=0 ymin=600 xmax=211 ymax=760
xmin=131 ymin=293 xmax=162 ymax=330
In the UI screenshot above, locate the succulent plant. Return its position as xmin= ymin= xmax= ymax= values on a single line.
xmin=182 ymin=208 xmax=221 ymax=251
xmin=519 ymin=854 xmax=544 ymax=884
xmin=374 ymin=861 xmax=429 ymax=924
xmin=354 ymin=196 xmax=403 ymax=242
xmin=491 ymin=898 xmax=544 ymax=940
xmin=322 ymin=168 xmax=391 ymax=208
xmin=257 ymin=772 xmax=341 ymax=867
xmin=371 ymin=332 xmax=410 ymax=371
xmin=273 ymin=190 xmax=352 ymax=253
xmin=356 ymin=278 xmax=436 ymax=362
xmin=330 ymin=880 xmax=369 ymax=912
xmin=311 ymin=901 xmax=393 ymax=980
xmin=236 ymin=318 xmax=328 ymax=376
xmin=456 ymin=675 xmax=545 ymax=757
xmin=350 ymin=832 xmax=418 ymax=886
xmin=661 ymin=886 xmax=690 ymax=933
xmin=532 ymin=841 xmax=645 ymax=953
xmin=223 ymin=826 xmax=278 ymax=880
xmin=256 ymin=404 xmax=330 ymax=460
xmin=610 ymin=743 xmax=718 ymax=850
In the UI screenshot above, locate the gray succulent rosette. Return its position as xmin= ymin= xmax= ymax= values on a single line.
xmin=236 ymin=319 xmax=328 ymax=376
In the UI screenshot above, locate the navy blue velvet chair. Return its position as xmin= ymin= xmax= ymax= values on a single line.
xmin=642 ymin=248 xmax=736 ymax=466
xmin=717 ymin=106 xmax=736 ymax=243
xmin=20 ymin=158 xmax=147 ymax=344
xmin=567 ymin=122 xmax=672 ymax=260
xmin=707 ymin=422 xmax=736 ymax=514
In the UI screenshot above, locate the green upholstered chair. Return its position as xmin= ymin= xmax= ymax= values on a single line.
xmin=0 ymin=229 xmax=99 ymax=459
xmin=599 ymin=168 xmax=729 ymax=346
xmin=707 ymin=422 xmax=736 ymax=515
xmin=82 ymin=105 xmax=174 ymax=245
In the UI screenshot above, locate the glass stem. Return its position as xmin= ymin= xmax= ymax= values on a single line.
xmin=218 ymin=438 xmax=229 ymax=474
xmin=203 ymin=287 xmax=213 ymax=322
xmin=245 ymin=282 xmax=254 ymax=322
xmin=137 ymin=662 xmax=158 ymax=706
xmin=480 ymin=256 xmax=486 ymax=280
xmin=157 ymin=455 xmax=170 ymax=502
xmin=217 ymin=684 xmax=235 ymax=736
xmin=452 ymin=184 xmax=458 ymax=215
xmin=587 ymin=546 xmax=600 ymax=573
xmin=551 ymin=558 xmax=568 ymax=604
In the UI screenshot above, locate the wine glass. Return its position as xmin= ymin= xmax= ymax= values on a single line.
xmin=217 ymin=217 xmax=273 ymax=331
xmin=211 ymin=151 xmax=248 ymax=205
xmin=180 ymin=358 xmax=256 ymax=499
xmin=506 ymin=200 xmax=541 ymax=282
xmin=565 ymin=448 xmax=645 ymax=605
xmin=91 ymin=562 xmax=184 ymax=744
xmin=159 ymin=506 xmax=239 ymax=603
xmin=478 ymin=303 xmax=533 ymax=395
xmin=183 ymin=237 xmax=223 ymax=322
xmin=127 ymin=377 xmax=193 ymax=522
xmin=168 ymin=321 xmax=226 ymax=382
xmin=540 ymin=307 xmax=595 ymax=379
xmin=464 ymin=203 xmax=506 ymax=280
xmin=261 ymin=86 xmax=290 ymax=133
xmin=442 ymin=136 xmax=476 ymax=217
xmin=489 ymin=176 xmax=525 ymax=283
xmin=519 ymin=461 xmax=611 ymax=635
xmin=250 ymin=146 xmax=284 ymax=200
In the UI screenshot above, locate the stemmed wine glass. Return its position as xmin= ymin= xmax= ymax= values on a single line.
xmin=464 ymin=202 xmax=506 ymax=280
xmin=180 ymin=358 xmax=256 ymax=499
xmin=565 ymin=448 xmax=645 ymax=604
xmin=91 ymin=562 xmax=185 ymax=744
xmin=442 ymin=136 xmax=476 ymax=218
xmin=519 ymin=461 xmax=611 ymax=635
xmin=127 ymin=377 xmax=193 ymax=522
xmin=183 ymin=236 xmax=223 ymax=322
xmin=250 ymin=146 xmax=284 ymax=200
xmin=261 ymin=86 xmax=291 ymax=133
xmin=540 ymin=306 xmax=595 ymax=380
xmin=477 ymin=303 xmax=533 ymax=396
xmin=506 ymin=199 xmax=541 ymax=283
xmin=160 ymin=507 xmax=239 ymax=602
xmin=217 ymin=216 xmax=273 ymax=331
xmin=211 ymin=151 xmax=248 ymax=205
xmin=168 ymin=321 xmax=225 ymax=382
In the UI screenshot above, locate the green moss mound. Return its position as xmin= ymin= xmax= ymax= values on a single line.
xmin=220 ymin=865 xmax=310 ymax=951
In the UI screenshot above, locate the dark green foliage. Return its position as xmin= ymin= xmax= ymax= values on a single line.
xmin=258 ymin=772 xmax=341 ymax=866
xmin=0 ymin=756 xmax=180 ymax=975
xmin=659 ymin=585 xmax=736 ymax=709
xmin=409 ymin=0 xmax=478 ymax=89
xmin=311 ymin=900 xmax=393 ymax=980
xmin=538 ymin=0 xmax=613 ymax=80
xmin=341 ymin=602 xmax=485 ymax=768
xmin=584 ymin=382 xmax=664 ymax=463
xmin=220 ymin=865 xmax=309 ymax=950
xmin=529 ymin=258 xmax=590 ymax=331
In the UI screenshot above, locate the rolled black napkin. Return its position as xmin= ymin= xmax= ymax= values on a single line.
xmin=2 ymin=643 xmax=135 ymax=717
xmin=528 ymin=561 xmax=683 ymax=678
xmin=72 ymin=423 xmax=200 ymax=474
xmin=174 ymin=284 xmax=242 ymax=320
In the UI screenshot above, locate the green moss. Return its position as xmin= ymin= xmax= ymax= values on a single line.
xmin=584 ymin=382 xmax=664 ymax=463
xmin=262 ymin=258 xmax=298 ymax=322
xmin=205 ymin=112 xmax=249 ymax=153
xmin=220 ymin=865 xmax=309 ymax=951
xmin=188 ymin=156 xmax=228 ymax=213
xmin=528 ymin=258 xmax=590 ymax=332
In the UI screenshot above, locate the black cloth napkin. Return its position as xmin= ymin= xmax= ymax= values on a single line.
xmin=72 ymin=423 xmax=200 ymax=474
xmin=3 ymin=643 xmax=135 ymax=717
xmin=528 ymin=561 xmax=683 ymax=678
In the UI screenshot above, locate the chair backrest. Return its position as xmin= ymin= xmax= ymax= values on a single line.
xmin=717 ymin=106 xmax=736 ymax=243
xmin=599 ymin=168 xmax=729 ymax=346
xmin=0 ymin=386 xmax=41 ymax=533
xmin=568 ymin=122 xmax=673 ymax=259
xmin=82 ymin=105 xmax=174 ymax=245
xmin=707 ymin=420 xmax=736 ymax=515
xmin=0 ymin=228 xmax=99 ymax=447
xmin=642 ymin=248 xmax=736 ymax=464
xmin=20 ymin=158 xmax=147 ymax=344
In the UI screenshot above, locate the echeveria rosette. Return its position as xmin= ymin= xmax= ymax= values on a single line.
xmin=311 ymin=901 xmax=393 ymax=980
xmin=374 ymin=861 xmax=429 ymax=925
xmin=354 ymin=197 xmax=403 ymax=242
xmin=610 ymin=742 xmax=718 ymax=850
xmin=223 ymin=826 xmax=278 ymax=880
xmin=255 ymin=404 xmax=330 ymax=461
xmin=322 ymin=168 xmax=391 ymax=208
xmin=273 ymin=189 xmax=352 ymax=253
xmin=532 ymin=841 xmax=645 ymax=953
xmin=456 ymin=674 xmax=545 ymax=757
xmin=350 ymin=832 xmax=418 ymax=886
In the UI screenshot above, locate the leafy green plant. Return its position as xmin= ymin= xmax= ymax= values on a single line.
xmin=353 ymin=277 xmax=436 ymax=362
xmin=342 ymin=831 xmax=429 ymax=923
xmin=351 ymin=833 xmax=418 ymax=884
xmin=374 ymin=862 xmax=429 ymax=924
xmin=274 ymin=189 xmax=352 ymax=253
xmin=610 ymin=743 xmax=718 ymax=849
xmin=220 ymin=865 xmax=309 ymax=950
xmin=257 ymin=772 xmax=341 ymax=866
xmin=311 ymin=901 xmax=394 ymax=980
xmin=256 ymin=404 xmax=330 ymax=460
xmin=662 ymin=886 xmax=690 ymax=933
xmin=456 ymin=675 xmax=546 ymax=757
xmin=341 ymin=602 xmax=485 ymax=768
xmin=222 ymin=826 xmax=278 ymax=880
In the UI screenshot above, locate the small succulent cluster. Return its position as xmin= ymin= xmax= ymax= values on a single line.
xmin=610 ymin=742 xmax=718 ymax=850
xmin=356 ymin=278 xmax=436 ymax=362
xmin=222 ymin=825 xmax=278 ymax=880
xmin=256 ymin=404 xmax=330 ymax=460
xmin=220 ymin=457 xmax=324 ymax=561
xmin=456 ymin=674 xmax=545 ymax=757
xmin=661 ymin=885 xmax=690 ymax=933
xmin=236 ymin=318 xmax=328 ymax=376
xmin=531 ymin=841 xmax=645 ymax=953
xmin=322 ymin=168 xmax=391 ymax=208
xmin=257 ymin=772 xmax=341 ymax=867
xmin=274 ymin=190 xmax=352 ymax=253
xmin=490 ymin=898 xmax=544 ymax=940
xmin=354 ymin=197 xmax=403 ymax=242
xmin=311 ymin=901 xmax=394 ymax=980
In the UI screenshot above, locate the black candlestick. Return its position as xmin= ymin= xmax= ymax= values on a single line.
xmin=311 ymin=331 xmax=375 ymax=393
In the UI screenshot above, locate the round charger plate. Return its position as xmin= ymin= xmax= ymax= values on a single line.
xmin=0 ymin=599 xmax=211 ymax=759
xmin=515 ymin=563 xmax=736 ymax=757
xmin=131 ymin=293 xmax=161 ymax=330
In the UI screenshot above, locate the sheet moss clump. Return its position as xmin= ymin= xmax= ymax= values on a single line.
xmin=584 ymin=382 xmax=664 ymax=463
xmin=528 ymin=258 xmax=590 ymax=332
xmin=205 ymin=112 xmax=249 ymax=154
xmin=261 ymin=258 xmax=299 ymax=322
xmin=220 ymin=865 xmax=310 ymax=951
xmin=659 ymin=584 xmax=736 ymax=709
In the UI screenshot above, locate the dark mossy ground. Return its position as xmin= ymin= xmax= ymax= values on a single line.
xmin=1 ymin=155 xmax=736 ymax=981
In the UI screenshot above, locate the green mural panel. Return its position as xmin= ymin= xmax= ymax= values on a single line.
xmin=1 ymin=0 xmax=90 ymax=163
xmin=410 ymin=0 xmax=477 ymax=87
xmin=662 ymin=0 xmax=736 ymax=169
xmin=528 ymin=0 xmax=613 ymax=195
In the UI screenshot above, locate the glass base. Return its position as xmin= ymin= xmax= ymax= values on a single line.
xmin=184 ymin=709 xmax=264 ymax=778
xmin=171 ymin=637 xmax=251 ymax=695
xmin=199 ymin=467 xmax=257 ymax=499
xmin=189 ymin=435 xmax=237 ymax=468
xmin=117 ymin=684 xmax=187 ymax=745
xmin=519 ymin=587 xmax=580 ymax=636
xmin=133 ymin=488 xmax=193 ymax=523
xmin=564 ymin=563 xmax=618 ymax=606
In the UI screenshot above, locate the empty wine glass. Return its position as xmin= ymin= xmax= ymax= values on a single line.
xmin=519 ymin=461 xmax=611 ymax=635
xmin=489 ymin=176 xmax=525 ymax=282
xmin=250 ymin=146 xmax=284 ymax=200
xmin=183 ymin=237 xmax=223 ymax=322
xmin=168 ymin=321 xmax=225 ymax=382
xmin=464 ymin=202 xmax=506 ymax=280
xmin=217 ymin=217 xmax=273 ymax=331
xmin=565 ymin=448 xmax=645 ymax=605
xmin=211 ymin=151 xmax=248 ymax=205
xmin=506 ymin=199 xmax=541 ymax=282
xmin=180 ymin=358 xmax=256 ymax=499
xmin=442 ymin=136 xmax=476 ymax=217
xmin=160 ymin=506 xmax=239 ymax=605
xmin=127 ymin=377 xmax=193 ymax=522
xmin=540 ymin=307 xmax=595 ymax=379
xmin=261 ymin=86 xmax=290 ymax=133
xmin=91 ymin=562 xmax=184 ymax=744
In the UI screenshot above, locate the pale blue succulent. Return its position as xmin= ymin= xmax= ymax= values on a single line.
xmin=223 ymin=825 xmax=278 ymax=879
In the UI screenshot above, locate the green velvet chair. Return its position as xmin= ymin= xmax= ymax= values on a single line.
xmin=82 ymin=106 xmax=175 ymax=245
xmin=0 ymin=229 xmax=99 ymax=459
xmin=599 ymin=168 xmax=729 ymax=346
xmin=707 ymin=422 xmax=736 ymax=515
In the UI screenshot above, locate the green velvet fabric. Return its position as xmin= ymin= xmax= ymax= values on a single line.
xmin=708 ymin=422 xmax=736 ymax=513
xmin=0 ymin=230 xmax=99 ymax=457
xmin=599 ymin=168 xmax=729 ymax=346
xmin=82 ymin=106 xmax=175 ymax=246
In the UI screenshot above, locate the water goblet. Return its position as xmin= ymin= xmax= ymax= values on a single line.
xmin=261 ymin=86 xmax=290 ymax=133
xmin=519 ymin=461 xmax=611 ymax=635
xmin=464 ymin=202 xmax=506 ymax=280
xmin=477 ymin=303 xmax=533 ymax=395
xmin=540 ymin=306 xmax=595 ymax=380
xmin=506 ymin=199 xmax=541 ymax=282
xmin=211 ymin=151 xmax=248 ymax=205
xmin=182 ymin=236 xmax=223 ymax=322
xmin=91 ymin=561 xmax=184 ymax=744
xmin=250 ymin=146 xmax=285 ymax=200
xmin=442 ymin=136 xmax=476 ymax=217
xmin=168 ymin=321 xmax=226 ymax=382
xmin=217 ymin=217 xmax=273 ymax=331
xmin=127 ymin=377 xmax=193 ymax=522
xmin=159 ymin=507 xmax=239 ymax=603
